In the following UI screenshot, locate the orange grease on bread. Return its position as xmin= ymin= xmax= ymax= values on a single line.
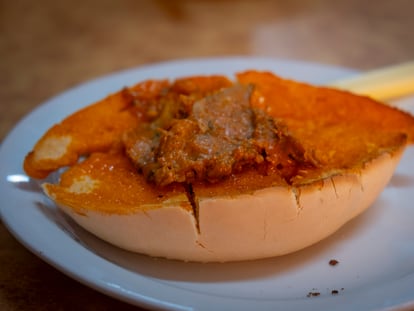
xmin=25 ymin=71 xmax=414 ymax=262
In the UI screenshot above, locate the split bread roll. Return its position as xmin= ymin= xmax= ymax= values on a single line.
xmin=24 ymin=71 xmax=414 ymax=262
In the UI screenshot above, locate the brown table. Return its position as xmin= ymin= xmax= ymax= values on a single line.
xmin=1 ymin=0 xmax=414 ymax=309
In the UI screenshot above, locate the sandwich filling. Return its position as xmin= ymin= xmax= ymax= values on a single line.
xmin=123 ymin=84 xmax=316 ymax=186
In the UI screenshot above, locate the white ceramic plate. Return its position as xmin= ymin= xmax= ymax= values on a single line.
xmin=1 ymin=57 xmax=414 ymax=311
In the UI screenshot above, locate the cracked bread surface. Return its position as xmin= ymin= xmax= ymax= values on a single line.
xmin=26 ymin=71 xmax=414 ymax=262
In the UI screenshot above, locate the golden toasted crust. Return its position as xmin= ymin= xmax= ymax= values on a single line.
xmin=23 ymin=91 xmax=138 ymax=179
xmin=26 ymin=71 xmax=414 ymax=262
xmin=238 ymin=71 xmax=414 ymax=143
xmin=43 ymin=152 xmax=191 ymax=215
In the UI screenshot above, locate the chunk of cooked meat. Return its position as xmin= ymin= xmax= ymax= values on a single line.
xmin=124 ymin=84 xmax=316 ymax=186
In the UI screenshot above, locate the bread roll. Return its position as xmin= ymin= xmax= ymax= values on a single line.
xmin=25 ymin=71 xmax=414 ymax=262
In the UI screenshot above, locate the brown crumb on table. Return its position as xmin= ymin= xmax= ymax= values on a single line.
xmin=329 ymin=259 xmax=339 ymax=266
xmin=307 ymin=292 xmax=320 ymax=297
xmin=307 ymin=287 xmax=344 ymax=297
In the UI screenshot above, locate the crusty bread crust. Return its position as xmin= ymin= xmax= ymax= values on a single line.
xmin=26 ymin=71 xmax=414 ymax=262
xmin=44 ymin=146 xmax=404 ymax=262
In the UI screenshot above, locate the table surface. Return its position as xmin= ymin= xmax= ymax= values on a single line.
xmin=1 ymin=0 xmax=414 ymax=310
